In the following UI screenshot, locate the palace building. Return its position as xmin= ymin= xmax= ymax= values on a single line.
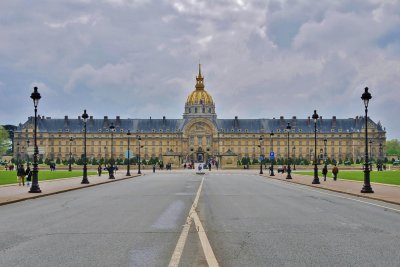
xmin=14 ymin=65 xmax=386 ymax=167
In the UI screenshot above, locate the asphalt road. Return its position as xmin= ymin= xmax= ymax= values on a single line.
xmin=0 ymin=171 xmax=399 ymax=267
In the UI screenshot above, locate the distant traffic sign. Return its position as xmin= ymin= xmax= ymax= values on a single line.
xmin=270 ymin=151 xmax=275 ymax=160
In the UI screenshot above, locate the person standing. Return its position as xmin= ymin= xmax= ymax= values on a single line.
xmin=208 ymin=162 xmax=212 ymax=171
xmin=332 ymin=164 xmax=339 ymax=181
xmin=25 ymin=165 xmax=32 ymax=187
xmin=322 ymin=165 xmax=328 ymax=181
xmin=17 ymin=164 xmax=26 ymax=186
xmin=97 ymin=164 xmax=102 ymax=176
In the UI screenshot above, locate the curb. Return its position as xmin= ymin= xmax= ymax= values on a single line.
xmin=0 ymin=174 xmax=141 ymax=206
xmin=262 ymin=174 xmax=400 ymax=206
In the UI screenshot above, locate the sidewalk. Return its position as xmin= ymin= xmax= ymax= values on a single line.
xmin=263 ymin=172 xmax=400 ymax=205
xmin=0 ymin=172 xmax=140 ymax=206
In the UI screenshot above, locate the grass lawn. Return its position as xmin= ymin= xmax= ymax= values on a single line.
xmin=0 ymin=170 xmax=97 ymax=185
xmin=294 ymin=170 xmax=400 ymax=185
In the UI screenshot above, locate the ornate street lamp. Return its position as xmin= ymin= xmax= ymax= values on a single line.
xmin=29 ymin=87 xmax=42 ymax=193
xmin=137 ymin=135 xmax=142 ymax=174
xmin=361 ymin=87 xmax=374 ymax=193
xmin=258 ymin=136 xmax=263 ymax=175
xmin=104 ymin=146 xmax=107 ymax=165
xmin=81 ymin=110 xmax=89 ymax=184
xmin=324 ymin=138 xmax=328 ymax=166
xmin=126 ymin=130 xmax=131 ymax=176
xmin=286 ymin=122 xmax=292 ymax=179
xmin=369 ymin=140 xmax=373 ymax=162
xmin=16 ymin=142 xmax=20 ymax=165
xmin=270 ymin=131 xmax=275 ymax=176
xmin=109 ymin=122 xmax=115 ymax=179
xmin=292 ymin=146 xmax=296 ymax=170
xmin=312 ymin=110 xmax=320 ymax=184
xmin=68 ymin=137 xmax=73 ymax=171
xmin=26 ymin=139 xmax=30 ymax=166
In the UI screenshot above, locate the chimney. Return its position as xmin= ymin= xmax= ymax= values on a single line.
xmin=332 ymin=116 xmax=337 ymax=128
xmin=292 ymin=116 xmax=297 ymax=127
xmin=280 ymin=116 xmax=284 ymax=127
xmin=103 ymin=116 xmax=109 ymax=128
xmin=89 ymin=116 xmax=94 ymax=126
xmin=116 ymin=116 xmax=121 ymax=127
xmin=64 ymin=116 xmax=69 ymax=127
xmin=307 ymin=116 xmax=311 ymax=125
xmin=234 ymin=116 xmax=238 ymax=127
xmin=163 ymin=116 xmax=166 ymax=125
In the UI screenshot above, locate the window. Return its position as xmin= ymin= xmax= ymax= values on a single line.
xmin=195 ymin=108 xmax=198 ymax=113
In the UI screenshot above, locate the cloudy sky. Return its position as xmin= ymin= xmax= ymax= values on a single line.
xmin=0 ymin=0 xmax=399 ymax=139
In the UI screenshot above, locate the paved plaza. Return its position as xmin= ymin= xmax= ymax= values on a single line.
xmin=1 ymin=168 xmax=400 ymax=206
xmin=1 ymin=169 xmax=400 ymax=266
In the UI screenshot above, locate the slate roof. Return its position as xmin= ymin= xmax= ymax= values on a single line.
xmin=17 ymin=116 xmax=384 ymax=134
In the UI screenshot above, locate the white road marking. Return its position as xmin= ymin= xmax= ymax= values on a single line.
xmin=168 ymin=177 xmax=219 ymax=267
xmin=266 ymin=178 xmax=400 ymax=213
xmin=192 ymin=209 xmax=219 ymax=267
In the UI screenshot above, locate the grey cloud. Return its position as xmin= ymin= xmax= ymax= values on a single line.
xmin=0 ymin=0 xmax=399 ymax=139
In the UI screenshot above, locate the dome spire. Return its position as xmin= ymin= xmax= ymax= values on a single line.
xmin=195 ymin=63 xmax=204 ymax=90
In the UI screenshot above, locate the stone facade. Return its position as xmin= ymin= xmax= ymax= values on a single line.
xmin=14 ymin=65 xmax=386 ymax=166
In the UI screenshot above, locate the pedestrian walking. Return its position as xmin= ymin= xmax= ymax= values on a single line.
xmin=97 ymin=164 xmax=102 ymax=176
xmin=17 ymin=164 xmax=26 ymax=186
xmin=322 ymin=165 xmax=328 ymax=181
xmin=208 ymin=162 xmax=211 ymax=171
xmin=25 ymin=165 xmax=32 ymax=187
xmin=153 ymin=164 xmax=156 ymax=173
xmin=332 ymin=164 xmax=339 ymax=181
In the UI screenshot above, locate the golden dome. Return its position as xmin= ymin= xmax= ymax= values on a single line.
xmin=186 ymin=64 xmax=214 ymax=105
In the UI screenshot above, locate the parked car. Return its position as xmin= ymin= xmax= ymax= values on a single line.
xmin=393 ymin=160 xmax=400 ymax=166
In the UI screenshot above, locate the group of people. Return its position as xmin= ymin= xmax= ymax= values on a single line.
xmin=49 ymin=163 xmax=56 ymax=171
xmin=97 ymin=164 xmax=118 ymax=176
xmin=16 ymin=164 xmax=32 ymax=187
xmin=4 ymin=164 xmax=15 ymax=171
xmin=376 ymin=163 xmax=386 ymax=171
xmin=322 ymin=164 xmax=339 ymax=181
xmin=184 ymin=160 xmax=218 ymax=171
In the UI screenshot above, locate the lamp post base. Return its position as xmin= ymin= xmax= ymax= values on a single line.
xmin=81 ymin=178 xmax=89 ymax=184
xmin=29 ymin=184 xmax=42 ymax=193
xmin=126 ymin=171 xmax=131 ymax=176
xmin=312 ymin=165 xmax=320 ymax=184
xmin=312 ymin=178 xmax=320 ymax=184
xmin=286 ymin=164 xmax=292 ymax=179
xmin=109 ymin=174 xmax=115 ymax=179
xmin=361 ymin=185 xmax=374 ymax=193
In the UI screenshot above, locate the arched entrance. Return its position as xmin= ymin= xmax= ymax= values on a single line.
xmin=183 ymin=118 xmax=218 ymax=164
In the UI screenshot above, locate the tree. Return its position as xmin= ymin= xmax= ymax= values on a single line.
xmin=0 ymin=126 xmax=10 ymax=155
xmin=385 ymin=139 xmax=400 ymax=156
